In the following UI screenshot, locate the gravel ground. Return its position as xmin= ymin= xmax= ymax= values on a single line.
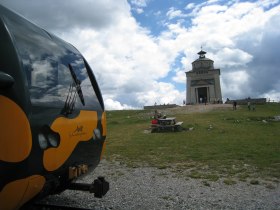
xmin=41 ymin=159 xmax=280 ymax=210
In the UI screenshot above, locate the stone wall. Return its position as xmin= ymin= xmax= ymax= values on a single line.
xmin=225 ymin=98 xmax=266 ymax=105
xmin=144 ymin=104 xmax=178 ymax=110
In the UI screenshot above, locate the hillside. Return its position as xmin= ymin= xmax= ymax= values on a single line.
xmin=105 ymin=103 xmax=280 ymax=181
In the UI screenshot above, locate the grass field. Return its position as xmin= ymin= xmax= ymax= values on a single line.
xmin=104 ymin=103 xmax=280 ymax=182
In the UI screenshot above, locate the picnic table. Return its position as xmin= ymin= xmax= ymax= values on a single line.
xmin=151 ymin=117 xmax=183 ymax=132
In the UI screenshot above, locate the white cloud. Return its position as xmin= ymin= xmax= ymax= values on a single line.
xmin=136 ymin=82 xmax=185 ymax=106
xmin=185 ymin=3 xmax=195 ymax=10
xmin=257 ymin=0 xmax=280 ymax=9
xmin=136 ymin=8 xmax=144 ymax=14
xmin=260 ymin=90 xmax=280 ymax=102
xmin=1 ymin=0 xmax=130 ymax=31
xmin=162 ymin=1 xmax=280 ymax=102
xmin=221 ymin=70 xmax=250 ymax=100
xmin=104 ymin=99 xmax=135 ymax=110
xmin=166 ymin=7 xmax=185 ymax=20
xmin=2 ymin=0 xmax=280 ymax=109
xmin=130 ymin=0 xmax=148 ymax=7
xmin=214 ymin=48 xmax=253 ymax=68
xmin=172 ymin=71 xmax=186 ymax=84
xmin=53 ymin=3 xmax=179 ymax=109
xmin=129 ymin=0 xmax=148 ymax=14
xmin=207 ymin=0 xmax=220 ymax=3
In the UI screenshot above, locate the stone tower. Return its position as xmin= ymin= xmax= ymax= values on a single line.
xmin=186 ymin=50 xmax=222 ymax=104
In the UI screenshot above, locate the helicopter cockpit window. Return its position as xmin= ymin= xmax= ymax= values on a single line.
xmin=26 ymin=55 xmax=99 ymax=110
xmin=67 ymin=56 xmax=100 ymax=110
xmin=4 ymin=13 xmax=99 ymax=110
xmin=27 ymin=59 xmax=73 ymax=106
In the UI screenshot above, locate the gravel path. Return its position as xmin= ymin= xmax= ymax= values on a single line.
xmin=41 ymin=159 xmax=280 ymax=210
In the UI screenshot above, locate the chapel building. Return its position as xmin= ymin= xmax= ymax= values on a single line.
xmin=186 ymin=50 xmax=222 ymax=104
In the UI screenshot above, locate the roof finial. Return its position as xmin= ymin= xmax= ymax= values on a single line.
xmin=198 ymin=46 xmax=206 ymax=58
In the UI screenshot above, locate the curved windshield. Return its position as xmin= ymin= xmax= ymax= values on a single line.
xmin=4 ymin=15 xmax=101 ymax=111
xmin=25 ymin=53 xmax=100 ymax=110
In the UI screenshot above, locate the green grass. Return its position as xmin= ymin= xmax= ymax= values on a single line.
xmin=104 ymin=104 xmax=280 ymax=181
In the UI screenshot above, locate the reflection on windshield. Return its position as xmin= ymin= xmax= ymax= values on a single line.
xmin=61 ymin=82 xmax=77 ymax=115
xmin=5 ymin=14 xmax=100 ymax=110
xmin=68 ymin=64 xmax=85 ymax=106
xmin=29 ymin=60 xmax=72 ymax=105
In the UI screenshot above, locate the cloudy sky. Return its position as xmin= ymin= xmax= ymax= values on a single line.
xmin=1 ymin=0 xmax=280 ymax=109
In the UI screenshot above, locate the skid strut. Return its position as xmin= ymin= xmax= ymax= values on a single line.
xmin=67 ymin=176 xmax=109 ymax=198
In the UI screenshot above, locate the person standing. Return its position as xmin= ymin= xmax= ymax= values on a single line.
xmin=247 ymin=101 xmax=251 ymax=111
xmin=233 ymin=101 xmax=237 ymax=110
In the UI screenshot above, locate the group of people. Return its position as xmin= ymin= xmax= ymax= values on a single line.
xmin=151 ymin=110 xmax=166 ymax=124
xmin=247 ymin=101 xmax=256 ymax=111
xmin=232 ymin=101 xmax=256 ymax=111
